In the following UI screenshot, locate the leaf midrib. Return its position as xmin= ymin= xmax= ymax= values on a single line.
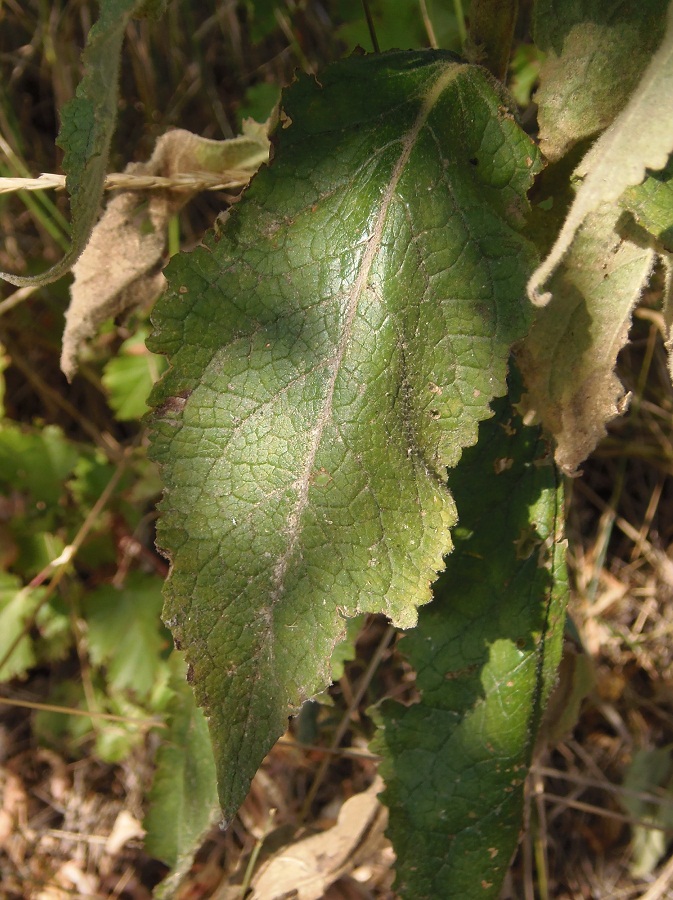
xmin=268 ymin=64 xmax=464 ymax=605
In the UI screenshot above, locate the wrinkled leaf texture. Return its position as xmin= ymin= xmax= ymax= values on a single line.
xmin=149 ymin=50 xmax=541 ymax=816
xmin=375 ymin=384 xmax=567 ymax=898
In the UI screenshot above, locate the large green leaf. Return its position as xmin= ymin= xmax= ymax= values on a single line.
xmin=149 ymin=50 xmax=541 ymax=816
xmin=374 ymin=383 xmax=568 ymax=899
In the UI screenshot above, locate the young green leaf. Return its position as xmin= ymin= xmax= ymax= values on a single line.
xmin=149 ymin=49 xmax=541 ymax=816
xmin=0 ymin=0 xmax=147 ymax=288
xmin=0 ymin=575 xmax=44 ymax=680
xmin=374 ymin=385 xmax=568 ymax=899
xmin=102 ymin=329 xmax=167 ymax=421
xmin=0 ymin=424 xmax=79 ymax=508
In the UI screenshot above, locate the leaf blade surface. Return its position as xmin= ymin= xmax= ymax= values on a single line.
xmin=149 ymin=50 xmax=540 ymax=815
xmin=374 ymin=385 xmax=568 ymax=898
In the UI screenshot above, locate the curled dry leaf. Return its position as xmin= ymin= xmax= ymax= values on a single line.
xmin=518 ymin=206 xmax=656 ymax=474
xmin=60 ymin=121 xmax=271 ymax=380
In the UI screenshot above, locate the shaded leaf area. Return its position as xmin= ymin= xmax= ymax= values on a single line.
xmin=144 ymin=655 xmax=219 ymax=899
xmin=0 ymin=0 xmax=145 ymax=287
xmin=620 ymin=154 xmax=673 ymax=383
xmin=149 ymin=49 xmax=540 ymax=815
xmin=520 ymin=207 xmax=656 ymax=474
xmin=621 ymin=748 xmax=673 ymax=878
xmin=533 ymin=0 xmax=668 ymax=162
xmin=374 ymin=384 xmax=567 ymax=900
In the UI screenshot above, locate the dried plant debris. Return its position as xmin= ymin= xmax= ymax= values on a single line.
xmin=518 ymin=206 xmax=656 ymax=474
xmin=61 ymin=122 xmax=271 ymax=380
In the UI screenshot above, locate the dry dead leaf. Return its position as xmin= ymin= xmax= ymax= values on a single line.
xmin=249 ymin=778 xmax=388 ymax=900
xmin=0 ymin=767 xmax=27 ymax=848
xmin=60 ymin=121 xmax=271 ymax=380
xmin=105 ymin=809 xmax=145 ymax=855
xmin=517 ymin=205 xmax=656 ymax=473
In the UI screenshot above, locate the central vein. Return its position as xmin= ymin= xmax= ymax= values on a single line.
xmin=270 ymin=64 xmax=462 ymax=601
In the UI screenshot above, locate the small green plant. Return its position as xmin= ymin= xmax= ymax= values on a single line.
xmin=2 ymin=1 xmax=673 ymax=896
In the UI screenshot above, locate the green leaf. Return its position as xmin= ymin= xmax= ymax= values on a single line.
xmin=0 ymin=424 xmax=79 ymax=508
xmin=0 ymin=575 xmax=44 ymax=680
xmin=620 ymin=154 xmax=673 ymax=252
xmin=144 ymin=656 xmax=219 ymax=896
xmin=0 ymin=0 xmax=147 ymax=288
xmin=330 ymin=613 xmax=365 ymax=683
xmin=238 ymin=83 xmax=281 ymax=128
xmin=149 ymin=50 xmax=541 ymax=816
xmin=83 ymin=572 xmax=170 ymax=699
xmin=102 ymin=329 xmax=167 ymax=421
xmin=374 ymin=383 xmax=568 ymax=899
xmin=533 ymin=0 xmax=669 ymax=162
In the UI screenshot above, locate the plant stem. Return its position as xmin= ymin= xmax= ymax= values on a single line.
xmin=465 ymin=0 xmax=518 ymax=82
xmin=419 ymin=0 xmax=438 ymax=49
xmin=298 ymin=623 xmax=396 ymax=822
xmin=361 ymin=0 xmax=380 ymax=53
xmin=453 ymin=0 xmax=467 ymax=46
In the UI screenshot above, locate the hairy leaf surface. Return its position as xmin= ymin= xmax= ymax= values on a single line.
xmin=374 ymin=385 xmax=567 ymax=899
xmin=529 ymin=6 xmax=673 ymax=304
xmin=533 ymin=0 xmax=668 ymax=162
xmin=149 ymin=50 xmax=540 ymax=815
xmin=520 ymin=206 xmax=655 ymax=473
